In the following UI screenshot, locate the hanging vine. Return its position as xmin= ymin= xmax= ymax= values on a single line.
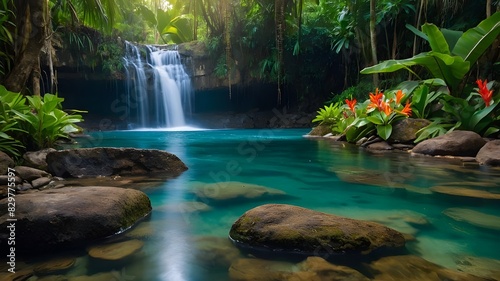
xmin=224 ymin=0 xmax=232 ymax=99
xmin=275 ymin=0 xmax=284 ymax=106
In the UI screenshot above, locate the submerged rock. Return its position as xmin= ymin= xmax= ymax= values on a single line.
xmin=443 ymin=208 xmax=500 ymax=231
xmin=88 ymin=239 xmax=144 ymax=260
xmin=46 ymin=147 xmax=188 ymax=178
xmin=369 ymin=255 xmax=491 ymax=281
xmin=476 ymin=140 xmax=500 ymax=166
xmin=33 ymin=257 xmax=76 ymax=274
xmin=412 ymin=130 xmax=486 ymax=157
xmin=229 ymin=204 xmax=405 ymax=257
xmin=455 ymin=255 xmax=500 ymax=280
xmin=308 ymin=124 xmax=332 ymax=137
xmin=0 ymin=186 xmax=151 ymax=252
xmin=192 ymin=181 xmax=287 ymax=204
xmin=228 ymin=256 xmax=370 ymax=281
xmin=430 ymin=185 xmax=500 ymax=200
xmin=194 ymin=236 xmax=241 ymax=268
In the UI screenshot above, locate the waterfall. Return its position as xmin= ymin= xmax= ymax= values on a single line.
xmin=123 ymin=41 xmax=192 ymax=129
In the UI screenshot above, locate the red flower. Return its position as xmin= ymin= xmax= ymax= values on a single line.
xmin=345 ymin=98 xmax=357 ymax=113
xmin=399 ymin=101 xmax=412 ymax=117
xmin=368 ymin=88 xmax=384 ymax=111
xmin=381 ymin=101 xmax=392 ymax=116
xmin=395 ymin=90 xmax=404 ymax=105
xmin=476 ymin=79 xmax=493 ymax=107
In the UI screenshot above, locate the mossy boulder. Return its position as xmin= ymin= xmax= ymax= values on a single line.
xmin=389 ymin=118 xmax=431 ymax=143
xmin=229 ymin=204 xmax=405 ymax=257
xmin=0 ymin=186 xmax=151 ymax=253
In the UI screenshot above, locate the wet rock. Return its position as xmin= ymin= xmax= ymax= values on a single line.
xmin=88 ymin=239 xmax=144 ymax=260
xmin=33 ymin=257 xmax=76 ymax=274
xmin=31 ymin=177 xmax=52 ymax=188
xmin=367 ymin=141 xmax=393 ymax=150
xmin=229 ymin=258 xmax=295 ymax=281
xmin=228 ymin=256 xmax=370 ymax=281
xmin=22 ymin=148 xmax=56 ymax=171
xmin=443 ymin=208 xmax=500 ymax=231
xmin=308 ymin=124 xmax=332 ymax=137
xmin=229 ymin=204 xmax=405 ymax=257
xmin=389 ymin=118 xmax=431 ymax=143
xmin=17 ymin=182 xmax=33 ymax=191
xmin=192 ymin=181 xmax=287 ymax=204
xmin=195 ymin=236 xmax=241 ymax=268
xmin=0 ymin=186 xmax=151 ymax=252
xmin=476 ymin=140 xmax=500 ymax=166
xmin=156 ymin=201 xmax=212 ymax=213
xmin=0 ymin=151 xmax=14 ymax=175
xmin=412 ymin=130 xmax=486 ymax=157
xmin=369 ymin=255 xmax=490 ymax=281
xmin=333 ymin=167 xmax=431 ymax=195
xmin=125 ymin=222 xmax=154 ymax=239
xmin=14 ymin=166 xmax=50 ymax=181
xmin=46 ymin=147 xmax=188 ymax=178
xmin=455 ymin=255 xmax=500 ymax=280
xmin=430 ymin=185 xmax=500 ymax=200
xmin=298 ymin=256 xmax=370 ymax=281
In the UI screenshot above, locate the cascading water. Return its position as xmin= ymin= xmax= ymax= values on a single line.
xmin=123 ymin=41 xmax=192 ymax=129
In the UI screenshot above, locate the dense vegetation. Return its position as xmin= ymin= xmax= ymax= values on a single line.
xmin=0 ymin=0 xmax=499 ymax=156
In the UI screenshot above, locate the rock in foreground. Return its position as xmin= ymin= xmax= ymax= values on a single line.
xmin=229 ymin=204 xmax=405 ymax=257
xmin=46 ymin=148 xmax=188 ymax=178
xmin=476 ymin=140 xmax=500 ymax=166
xmin=0 ymin=186 xmax=151 ymax=252
xmin=412 ymin=130 xmax=486 ymax=157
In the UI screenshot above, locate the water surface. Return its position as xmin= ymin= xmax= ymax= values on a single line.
xmin=31 ymin=129 xmax=500 ymax=280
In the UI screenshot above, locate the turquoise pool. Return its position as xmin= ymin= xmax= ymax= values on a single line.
xmin=27 ymin=129 xmax=500 ymax=280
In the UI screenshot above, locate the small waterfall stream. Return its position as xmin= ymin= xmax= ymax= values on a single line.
xmin=123 ymin=42 xmax=192 ymax=129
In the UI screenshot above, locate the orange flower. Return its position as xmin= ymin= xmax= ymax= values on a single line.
xmin=476 ymin=79 xmax=492 ymax=107
xmin=368 ymin=88 xmax=384 ymax=111
xmin=345 ymin=98 xmax=357 ymax=113
xmin=395 ymin=90 xmax=404 ymax=104
xmin=382 ymin=101 xmax=392 ymax=116
xmin=399 ymin=101 xmax=412 ymax=116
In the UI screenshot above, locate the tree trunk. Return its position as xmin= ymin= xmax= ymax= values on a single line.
xmin=3 ymin=0 xmax=48 ymax=94
xmin=275 ymin=0 xmax=285 ymax=105
xmin=369 ymin=0 xmax=379 ymax=87
xmin=487 ymin=0 xmax=491 ymax=17
xmin=391 ymin=15 xmax=398 ymax=59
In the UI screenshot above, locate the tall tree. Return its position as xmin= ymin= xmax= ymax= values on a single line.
xmin=275 ymin=0 xmax=285 ymax=105
xmin=369 ymin=0 xmax=379 ymax=87
xmin=3 ymin=0 xmax=49 ymax=94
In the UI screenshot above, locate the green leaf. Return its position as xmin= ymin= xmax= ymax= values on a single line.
xmin=422 ymin=23 xmax=450 ymax=55
xmin=361 ymin=52 xmax=469 ymax=92
xmin=405 ymin=24 xmax=428 ymax=41
xmin=366 ymin=115 xmax=384 ymax=125
xmin=377 ymin=124 xmax=393 ymax=140
xmin=453 ymin=11 xmax=500 ymax=65
xmin=441 ymin=28 xmax=463 ymax=51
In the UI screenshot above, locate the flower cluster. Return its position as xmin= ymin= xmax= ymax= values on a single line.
xmin=337 ymin=89 xmax=412 ymax=141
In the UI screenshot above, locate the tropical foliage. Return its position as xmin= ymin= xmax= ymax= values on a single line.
xmin=314 ymin=88 xmax=412 ymax=142
xmin=0 ymin=85 xmax=84 ymax=156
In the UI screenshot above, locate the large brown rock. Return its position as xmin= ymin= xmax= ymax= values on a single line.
xmin=0 ymin=186 xmax=151 ymax=252
xmin=476 ymin=140 xmax=500 ymax=166
xmin=308 ymin=124 xmax=332 ymax=136
xmin=46 ymin=148 xmax=188 ymax=178
xmin=389 ymin=118 xmax=431 ymax=143
xmin=412 ymin=130 xmax=486 ymax=156
xmin=229 ymin=204 xmax=405 ymax=257
xmin=22 ymin=148 xmax=56 ymax=171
